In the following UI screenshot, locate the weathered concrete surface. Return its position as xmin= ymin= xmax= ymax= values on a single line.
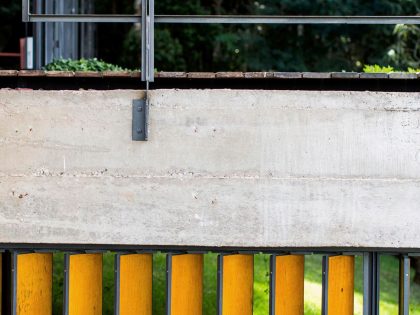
xmin=0 ymin=89 xmax=419 ymax=248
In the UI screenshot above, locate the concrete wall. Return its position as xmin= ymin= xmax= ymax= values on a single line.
xmin=0 ymin=89 xmax=419 ymax=248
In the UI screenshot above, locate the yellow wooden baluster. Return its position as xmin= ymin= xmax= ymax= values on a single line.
xmin=327 ymin=256 xmax=355 ymax=315
xmin=221 ymin=254 xmax=254 ymax=315
xmin=16 ymin=253 xmax=53 ymax=315
xmin=68 ymin=254 xmax=102 ymax=315
xmin=274 ymin=255 xmax=304 ymax=315
xmin=118 ymin=254 xmax=153 ymax=315
xmin=170 ymin=254 xmax=203 ymax=315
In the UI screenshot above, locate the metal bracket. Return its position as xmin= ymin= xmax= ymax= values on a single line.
xmin=132 ymin=98 xmax=148 ymax=141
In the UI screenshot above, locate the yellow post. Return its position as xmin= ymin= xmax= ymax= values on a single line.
xmin=118 ymin=254 xmax=153 ymax=315
xmin=67 ymin=253 xmax=102 ymax=315
xmin=221 ymin=254 xmax=254 ymax=315
xmin=327 ymin=256 xmax=354 ymax=315
xmin=169 ymin=254 xmax=203 ymax=315
xmin=15 ymin=253 xmax=53 ymax=315
xmin=274 ymin=255 xmax=304 ymax=315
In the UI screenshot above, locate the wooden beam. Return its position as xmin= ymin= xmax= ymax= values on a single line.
xmin=219 ymin=254 xmax=254 ymax=315
xmin=168 ymin=254 xmax=203 ymax=315
xmin=66 ymin=253 xmax=102 ymax=315
xmin=116 ymin=254 xmax=152 ymax=315
xmin=327 ymin=256 xmax=354 ymax=315
xmin=15 ymin=253 xmax=53 ymax=315
xmin=271 ymin=255 xmax=304 ymax=315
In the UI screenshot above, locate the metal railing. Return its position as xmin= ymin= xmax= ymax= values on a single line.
xmin=1 ymin=248 xmax=417 ymax=315
xmin=22 ymin=0 xmax=420 ymax=84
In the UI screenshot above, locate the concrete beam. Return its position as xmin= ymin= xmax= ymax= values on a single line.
xmin=0 ymin=89 xmax=419 ymax=248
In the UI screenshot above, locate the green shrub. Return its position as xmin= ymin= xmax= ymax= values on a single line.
xmin=363 ymin=64 xmax=395 ymax=73
xmin=408 ymin=67 xmax=420 ymax=73
xmin=363 ymin=64 xmax=420 ymax=73
xmin=44 ymin=58 xmax=127 ymax=72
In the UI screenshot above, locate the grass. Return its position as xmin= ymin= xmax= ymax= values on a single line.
xmin=51 ymin=253 xmax=420 ymax=315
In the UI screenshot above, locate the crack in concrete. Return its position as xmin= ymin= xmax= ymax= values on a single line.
xmin=1 ymin=172 xmax=420 ymax=182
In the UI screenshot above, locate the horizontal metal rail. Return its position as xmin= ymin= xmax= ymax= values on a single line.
xmin=27 ymin=14 xmax=141 ymax=23
xmin=26 ymin=14 xmax=420 ymax=25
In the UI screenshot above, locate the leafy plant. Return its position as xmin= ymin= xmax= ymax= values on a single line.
xmin=363 ymin=64 xmax=395 ymax=73
xmin=44 ymin=58 xmax=127 ymax=72
xmin=408 ymin=67 xmax=420 ymax=73
xmin=363 ymin=64 xmax=420 ymax=73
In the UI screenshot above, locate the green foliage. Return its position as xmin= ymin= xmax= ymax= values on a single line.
xmin=363 ymin=64 xmax=395 ymax=73
xmin=363 ymin=64 xmax=420 ymax=73
xmin=408 ymin=67 xmax=420 ymax=73
xmin=44 ymin=58 xmax=126 ymax=72
xmin=389 ymin=24 xmax=420 ymax=69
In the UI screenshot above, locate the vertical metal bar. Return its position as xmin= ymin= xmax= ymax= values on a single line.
xmin=80 ymin=0 xmax=95 ymax=59
xmin=321 ymin=256 xmax=329 ymax=315
xmin=72 ymin=0 xmax=79 ymax=60
xmin=141 ymin=0 xmax=154 ymax=82
xmin=34 ymin=0 xmax=43 ymax=69
xmin=363 ymin=253 xmax=380 ymax=315
xmin=399 ymin=255 xmax=410 ymax=315
xmin=217 ymin=255 xmax=223 ymax=315
xmin=63 ymin=253 xmax=70 ymax=315
xmin=55 ymin=0 xmax=64 ymax=59
xmin=22 ymin=0 xmax=30 ymax=22
xmin=363 ymin=253 xmax=370 ymax=315
xmin=11 ymin=252 xmax=17 ymax=315
xmin=44 ymin=0 xmax=54 ymax=65
xmin=148 ymin=0 xmax=154 ymax=82
xmin=141 ymin=0 xmax=147 ymax=82
xmin=166 ymin=254 xmax=172 ymax=315
xmin=61 ymin=0 xmax=78 ymax=60
xmin=269 ymin=255 xmax=276 ymax=315
xmin=114 ymin=254 xmax=120 ymax=315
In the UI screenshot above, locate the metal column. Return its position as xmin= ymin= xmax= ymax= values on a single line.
xmin=141 ymin=0 xmax=154 ymax=83
xmin=321 ymin=256 xmax=329 ymax=315
xmin=363 ymin=253 xmax=380 ymax=315
xmin=399 ymin=255 xmax=410 ymax=315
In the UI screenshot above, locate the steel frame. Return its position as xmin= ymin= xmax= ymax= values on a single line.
xmin=364 ymin=253 xmax=380 ymax=315
xmin=321 ymin=255 xmax=330 ymax=315
xmin=216 ymin=254 xmax=224 ymax=315
xmin=22 ymin=0 xmax=420 ymax=84
xmin=399 ymin=255 xmax=410 ymax=315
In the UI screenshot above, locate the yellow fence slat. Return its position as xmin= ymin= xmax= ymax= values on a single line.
xmin=221 ymin=254 xmax=254 ymax=315
xmin=169 ymin=254 xmax=203 ymax=315
xmin=274 ymin=255 xmax=304 ymax=315
xmin=118 ymin=254 xmax=152 ymax=315
xmin=327 ymin=256 xmax=354 ymax=315
xmin=68 ymin=253 xmax=102 ymax=315
xmin=15 ymin=253 xmax=53 ymax=315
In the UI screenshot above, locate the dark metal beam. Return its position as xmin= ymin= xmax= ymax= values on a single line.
xmin=25 ymin=14 xmax=420 ymax=25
